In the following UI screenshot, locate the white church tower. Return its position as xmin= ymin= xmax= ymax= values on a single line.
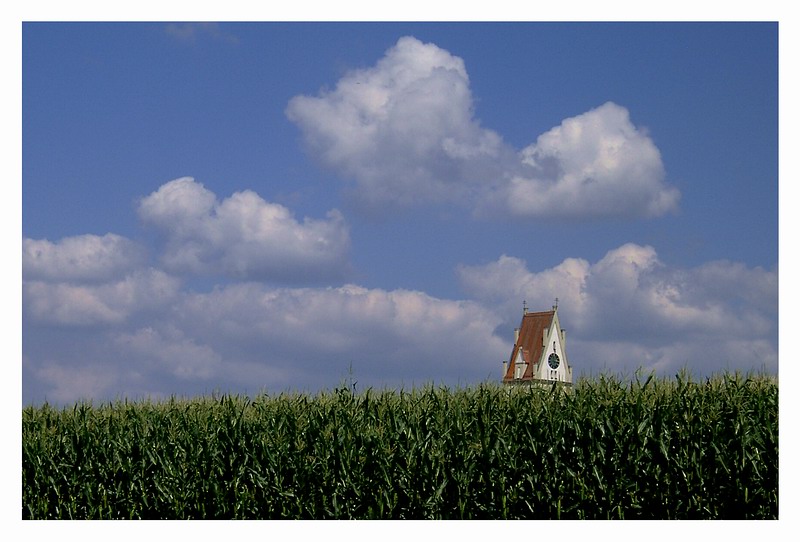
xmin=502 ymin=301 xmax=573 ymax=386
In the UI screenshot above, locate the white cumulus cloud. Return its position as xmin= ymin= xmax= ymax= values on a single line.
xmin=458 ymin=244 xmax=777 ymax=375
xmin=23 ymin=233 xmax=146 ymax=283
xmin=287 ymin=36 xmax=509 ymax=210
xmin=26 ymin=360 xmax=120 ymax=405
xmin=22 ymin=232 xmax=180 ymax=327
xmin=24 ymin=280 xmax=510 ymax=403
xmin=173 ymin=282 xmax=508 ymax=386
xmin=23 ymin=268 xmax=181 ymax=327
xmin=115 ymin=326 xmax=223 ymax=380
xmin=287 ymin=36 xmax=679 ymax=219
xmin=138 ymin=177 xmax=351 ymax=282
xmin=502 ymin=102 xmax=680 ymax=218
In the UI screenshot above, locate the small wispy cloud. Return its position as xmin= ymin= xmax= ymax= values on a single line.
xmin=164 ymin=22 xmax=239 ymax=45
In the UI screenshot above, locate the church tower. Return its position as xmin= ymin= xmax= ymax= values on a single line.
xmin=502 ymin=301 xmax=572 ymax=386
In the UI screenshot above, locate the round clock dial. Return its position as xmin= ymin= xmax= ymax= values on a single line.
xmin=548 ymin=353 xmax=560 ymax=369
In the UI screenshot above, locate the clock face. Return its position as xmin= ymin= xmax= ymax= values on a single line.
xmin=548 ymin=353 xmax=560 ymax=369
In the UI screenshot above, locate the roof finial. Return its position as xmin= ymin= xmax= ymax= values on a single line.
xmin=523 ymin=299 xmax=528 ymax=315
xmin=553 ymin=297 xmax=559 ymax=310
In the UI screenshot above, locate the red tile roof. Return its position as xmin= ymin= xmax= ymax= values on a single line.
xmin=503 ymin=310 xmax=554 ymax=382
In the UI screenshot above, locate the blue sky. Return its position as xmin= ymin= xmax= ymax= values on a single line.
xmin=20 ymin=21 xmax=779 ymax=404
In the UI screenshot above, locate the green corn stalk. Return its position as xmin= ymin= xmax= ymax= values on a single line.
xmin=22 ymin=372 xmax=777 ymax=519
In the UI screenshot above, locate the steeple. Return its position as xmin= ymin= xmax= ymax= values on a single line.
xmin=503 ymin=300 xmax=572 ymax=387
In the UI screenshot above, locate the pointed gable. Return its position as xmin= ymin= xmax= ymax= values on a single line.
xmin=503 ymin=309 xmax=554 ymax=382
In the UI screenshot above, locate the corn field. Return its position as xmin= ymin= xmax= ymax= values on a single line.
xmin=22 ymin=372 xmax=778 ymax=519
